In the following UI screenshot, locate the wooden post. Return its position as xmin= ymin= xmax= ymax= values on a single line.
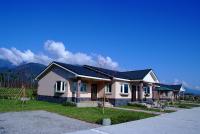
xmin=139 ymin=82 xmax=143 ymax=102
xmin=76 ymin=79 xmax=81 ymax=103
xmin=103 ymin=83 xmax=105 ymax=114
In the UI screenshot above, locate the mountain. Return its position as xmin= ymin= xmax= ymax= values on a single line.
xmin=185 ymin=88 xmax=200 ymax=95
xmin=0 ymin=59 xmax=15 ymax=72
xmin=0 ymin=59 xmax=13 ymax=68
xmin=0 ymin=62 xmax=46 ymax=87
xmin=11 ymin=63 xmax=46 ymax=80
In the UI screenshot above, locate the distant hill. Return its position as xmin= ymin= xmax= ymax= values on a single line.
xmin=185 ymin=88 xmax=200 ymax=95
xmin=0 ymin=62 xmax=46 ymax=87
xmin=0 ymin=59 xmax=15 ymax=72
xmin=11 ymin=63 xmax=46 ymax=80
xmin=0 ymin=59 xmax=14 ymax=68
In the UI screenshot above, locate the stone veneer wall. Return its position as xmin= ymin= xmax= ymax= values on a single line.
xmin=37 ymin=95 xmax=131 ymax=106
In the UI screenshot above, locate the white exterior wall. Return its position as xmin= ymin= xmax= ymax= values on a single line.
xmin=143 ymin=71 xmax=159 ymax=83
xmin=143 ymin=85 xmax=153 ymax=98
xmin=37 ymin=66 xmax=75 ymax=97
xmin=114 ymin=81 xmax=132 ymax=99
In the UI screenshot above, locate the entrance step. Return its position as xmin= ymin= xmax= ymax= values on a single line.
xmin=98 ymin=102 xmax=114 ymax=108
xmin=76 ymin=101 xmax=98 ymax=107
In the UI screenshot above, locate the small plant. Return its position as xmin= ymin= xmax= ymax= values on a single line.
xmin=62 ymin=101 xmax=76 ymax=107
xmin=128 ymin=103 xmax=147 ymax=108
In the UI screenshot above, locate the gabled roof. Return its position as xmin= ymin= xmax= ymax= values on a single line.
xmin=84 ymin=65 xmax=130 ymax=80
xmin=121 ymin=69 xmax=152 ymax=80
xmin=84 ymin=65 xmax=152 ymax=81
xmin=35 ymin=61 xmax=111 ymax=81
xmin=156 ymin=83 xmax=183 ymax=91
xmin=36 ymin=61 xmax=158 ymax=82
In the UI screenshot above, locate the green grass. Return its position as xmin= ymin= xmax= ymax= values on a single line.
xmin=170 ymin=102 xmax=200 ymax=109
xmin=121 ymin=104 xmax=175 ymax=113
xmin=0 ymin=99 xmax=156 ymax=124
xmin=0 ymin=88 xmax=35 ymax=99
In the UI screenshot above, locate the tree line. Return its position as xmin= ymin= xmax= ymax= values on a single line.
xmin=0 ymin=70 xmax=37 ymax=89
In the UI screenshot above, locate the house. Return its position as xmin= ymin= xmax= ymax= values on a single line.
xmin=35 ymin=61 xmax=160 ymax=106
xmin=154 ymin=84 xmax=185 ymax=101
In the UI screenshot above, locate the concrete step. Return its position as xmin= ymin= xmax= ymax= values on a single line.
xmin=98 ymin=102 xmax=114 ymax=108
xmin=76 ymin=101 xmax=98 ymax=107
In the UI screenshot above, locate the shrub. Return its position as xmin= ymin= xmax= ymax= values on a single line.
xmin=62 ymin=101 xmax=76 ymax=107
xmin=128 ymin=103 xmax=147 ymax=108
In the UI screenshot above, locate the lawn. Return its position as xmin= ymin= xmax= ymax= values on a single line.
xmin=169 ymin=102 xmax=200 ymax=109
xmin=0 ymin=99 xmax=156 ymax=125
xmin=121 ymin=104 xmax=175 ymax=113
xmin=0 ymin=88 xmax=35 ymax=99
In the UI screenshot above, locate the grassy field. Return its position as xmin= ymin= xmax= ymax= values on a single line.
xmin=169 ymin=102 xmax=200 ymax=109
xmin=121 ymin=104 xmax=175 ymax=113
xmin=0 ymin=88 xmax=35 ymax=99
xmin=0 ymin=99 xmax=156 ymax=124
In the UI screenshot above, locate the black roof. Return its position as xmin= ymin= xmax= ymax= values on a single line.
xmin=84 ymin=65 xmax=151 ymax=80
xmin=156 ymin=83 xmax=182 ymax=91
xmin=53 ymin=62 xmax=110 ymax=79
xmin=84 ymin=65 xmax=130 ymax=79
xmin=121 ymin=69 xmax=152 ymax=80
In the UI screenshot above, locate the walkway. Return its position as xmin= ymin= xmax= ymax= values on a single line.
xmin=111 ymin=107 xmax=163 ymax=115
xmin=67 ymin=107 xmax=200 ymax=134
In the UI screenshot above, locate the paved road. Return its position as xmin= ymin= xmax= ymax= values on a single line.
xmin=67 ymin=107 xmax=200 ymax=134
xmin=0 ymin=110 xmax=99 ymax=134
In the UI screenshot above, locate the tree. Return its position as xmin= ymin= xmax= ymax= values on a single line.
xmin=0 ymin=73 xmax=3 ymax=87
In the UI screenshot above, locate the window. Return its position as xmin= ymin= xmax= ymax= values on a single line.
xmin=72 ymin=82 xmax=87 ymax=92
xmin=105 ymin=84 xmax=112 ymax=93
xmin=81 ymin=83 xmax=87 ymax=92
xmin=55 ymin=81 xmax=66 ymax=93
xmin=73 ymin=82 xmax=77 ymax=92
xmin=143 ymin=86 xmax=150 ymax=94
xmin=121 ymin=83 xmax=129 ymax=94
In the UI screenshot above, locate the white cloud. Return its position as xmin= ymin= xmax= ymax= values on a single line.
xmin=0 ymin=40 xmax=119 ymax=69
xmin=97 ymin=55 xmax=118 ymax=70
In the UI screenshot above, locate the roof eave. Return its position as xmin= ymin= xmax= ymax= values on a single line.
xmin=35 ymin=62 xmax=111 ymax=81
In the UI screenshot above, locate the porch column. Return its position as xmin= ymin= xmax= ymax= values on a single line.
xmin=152 ymin=84 xmax=156 ymax=100
xmin=138 ymin=82 xmax=143 ymax=102
xmin=76 ymin=79 xmax=81 ymax=103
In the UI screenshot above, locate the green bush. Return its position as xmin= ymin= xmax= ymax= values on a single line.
xmin=62 ymin=101 xmax=76 ymax=107
xmin=128 ymin=103 xmax=147 ymax=108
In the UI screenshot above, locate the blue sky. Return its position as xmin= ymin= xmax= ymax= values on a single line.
xmin=0 ymin=0 xmax=200 ymax=89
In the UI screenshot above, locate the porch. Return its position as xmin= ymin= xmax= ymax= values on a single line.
xmin=130 ymin=82 xmax=156 ymax=102
xmin=71 ymin=77 xmax=112 ymax=106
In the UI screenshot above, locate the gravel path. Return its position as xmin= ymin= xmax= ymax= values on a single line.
xmin=0 ymin=110 xmax=99 ymax=134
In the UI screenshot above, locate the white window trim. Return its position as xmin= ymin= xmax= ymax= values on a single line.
xmin=120 ymin=83 xmax=129 ymax=94
xmin=80 ymin=83 xmax=88 ymax=93
xmin=143 ymin=86 xmax=150 ymax=94
xmin=55 ymin=81 xmax=66 ymax=93
xmin=105 ymin=84 xmax=112 ymax=94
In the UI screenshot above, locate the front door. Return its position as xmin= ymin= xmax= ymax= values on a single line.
xmin=132 ymin=85 xmax=137 ymax=101
xmin=91 ymin=84 xmax=97 ymax=101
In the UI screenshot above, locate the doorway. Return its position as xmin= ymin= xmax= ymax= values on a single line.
xmin=132 ymin=85 xmax=137 ymax=101
xmin=91 ymin=84 xmax=97 ymax=101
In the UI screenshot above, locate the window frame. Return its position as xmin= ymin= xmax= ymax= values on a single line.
xmin=80 ymin=82 xmax=87 ymax=93
xmin=120 ymin=83 xmax=129 ymax=94
xmin=72 ymin=82 xmax=87 ymax=93
xmin=143 ymin=86 xmax=150 ymax=94
xmin=105 ymin=83 xmax=112 ymax=94
xmin=55 ymin=81 xmax=66 ymax=93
